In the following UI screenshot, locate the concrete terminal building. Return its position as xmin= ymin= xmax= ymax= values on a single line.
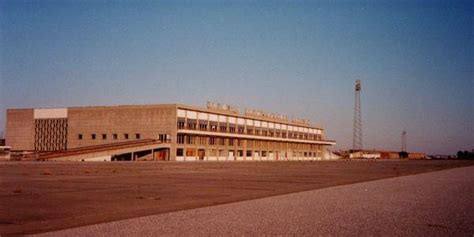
xmin=5 ymin=103 xmax=336 ymax=161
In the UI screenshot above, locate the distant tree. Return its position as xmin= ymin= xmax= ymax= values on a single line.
xmin=399 ymin=151 xmax=409 ymax=159
xmin=457 ymin=150 xmax=474 ymax=160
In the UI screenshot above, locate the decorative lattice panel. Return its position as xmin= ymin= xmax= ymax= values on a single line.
xmin=34 ymin=118 xmax=68 ymax=151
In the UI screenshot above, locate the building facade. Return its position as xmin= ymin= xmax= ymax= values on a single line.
xmin=6 ymin=103 xmax=336 ymax=161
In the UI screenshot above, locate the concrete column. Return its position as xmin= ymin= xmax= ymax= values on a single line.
xmin=243 ymin=139 xmax=247 ymax=160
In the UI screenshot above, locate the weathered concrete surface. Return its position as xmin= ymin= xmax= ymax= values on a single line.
xmin=38 ymin=166 xmax=474 ymax=236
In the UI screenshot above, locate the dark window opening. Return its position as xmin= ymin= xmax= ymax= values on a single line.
xmin=177 ymin=135 xmax=185 ymax=144
xmin=187 ymin=122 xmax=196 ymax=130
xmin=186 ymin=135 xmax=194 ymax=144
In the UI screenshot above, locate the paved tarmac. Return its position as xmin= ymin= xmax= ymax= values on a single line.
xmin=37 ymin=166 xmax=474 ymax=236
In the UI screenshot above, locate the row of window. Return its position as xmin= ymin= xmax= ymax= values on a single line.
xmin=78 ymin=133 xmax=141 ymax=140
xmin=177 ymin=135 xmax=244 ymax=146
xmin=176 ymin=148 xmax=320 ymax=157
xmin=177 ymin=109 xmax=318 ymax=133
xmin=178 ymin=121 xmax=322 ymax=140
xmin=176 ymin=135 xmax=321 ymax=151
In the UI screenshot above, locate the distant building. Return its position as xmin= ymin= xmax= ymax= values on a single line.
xmin=5 ymin=103 xmax=336 ymax=161
xmin=348 ymin=150 xmax=426 ymax=160
xmin=0 ymin=146 xmax=11 ymax=160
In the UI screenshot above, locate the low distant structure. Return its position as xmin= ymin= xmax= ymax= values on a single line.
xmin=344 ymin=150 xmax=426 ymax=160
xmin=0 ymin=146 xmax=11 ymax=160
xmin=428 ymin=155 xmax=457 ymax=160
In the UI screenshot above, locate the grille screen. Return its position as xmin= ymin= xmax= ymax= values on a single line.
xmin=34 ymin=118 xmax=68 ymax=151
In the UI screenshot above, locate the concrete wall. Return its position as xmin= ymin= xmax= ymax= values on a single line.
xmin=67 ymin=105 xmax=177 ymax=152
xmin=6 ymin=109 xmax=35 ymax=151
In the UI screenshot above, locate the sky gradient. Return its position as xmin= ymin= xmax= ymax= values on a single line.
xmin=1 ymin=0 xmax=472 ymax=155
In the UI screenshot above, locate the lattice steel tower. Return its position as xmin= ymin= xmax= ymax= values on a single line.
xmin=353 ymin=80 xmax=363 ymax=151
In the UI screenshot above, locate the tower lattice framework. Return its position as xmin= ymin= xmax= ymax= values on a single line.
xmin=353 ymin=80 xmax=363 ymax=151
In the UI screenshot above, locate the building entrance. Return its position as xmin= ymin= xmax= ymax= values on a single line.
xmin=198 ymin=149 xmax=205 ymax=161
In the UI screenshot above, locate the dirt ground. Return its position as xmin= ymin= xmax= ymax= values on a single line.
xmin=0 ymin=160 xmax=472 ymax=235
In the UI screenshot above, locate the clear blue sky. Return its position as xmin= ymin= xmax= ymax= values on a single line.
xmin=0 ymin=0 xmax=472 ymax=155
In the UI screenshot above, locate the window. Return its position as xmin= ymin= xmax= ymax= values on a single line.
xmin=219 ymin=125 xmax=227 ymax=132
xmin=177 ymin=134 xmax=185 ymax=144
xmin=102 ymin=134 xmax=107 ymax=140
xmin=228 ymin=138 xmax=234 ymax=146
xmin=124 ymin=133 xmax=129 ymax=139
xmin=210 ymin=124 xmax=217 ymax=131
xmin=229 ymin=127 xmax=236 ymax=133
xmin=218 ymin=138 xmax=225 ymax=146
xmin=176 ymin=148 xmax=184 ymax=156
xmin=209 ymin=137 xmax=215 ymax=145
xmin=262 ymin=131 xmax=268 ymax=136
xmin=237 ymin=150 xmax=244 ymax=157
xmin=237 ymin=139 xmax=242 ymax=147
xmin=113 ymin=134 xmax=118 ymax=140
xmin=186 ymin=135 xmax=194 ymax=144
xmin=177 ymin=121 xmax=185 ymax=129
xmin=187 ymin=122 xmax=196 ymax=130
xmin=199 ymin=124 xmax=207 ymax=131
xmin=269 ymin=131 xmax=274 ymax=137
xmin=198 ymin=136 xmax=207 ymax=145
xmin=238 ymin=127 xmax=244 ymax=134
xmin=247 ymin=129 xmax=253 ymax=135
xmin=262 ymin=151 xmax=267 ymax=157
xmin=246 ymin=150 xmax=252 ymax=157
xmin=282 ymin=132 xmax=287 ymax=138
xmin=159 ymin=134 xmax=169 ymax=142
xmin=186 ymin=148 xmax=195 ymax=156
xmin=91 ymin=134 xmax=96 ymax=140
xmin=135 ymin=133 xmax=140 ymax=139
xmin=78 ymin=134 xmax=83 ymax=140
